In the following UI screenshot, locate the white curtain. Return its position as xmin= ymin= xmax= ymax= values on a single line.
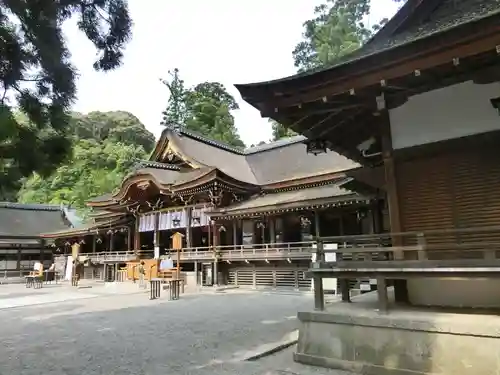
xmin=191 ymin=207 xmax=210 ymax=227
xmin=138 ymin=213 xmax=156 ymax=232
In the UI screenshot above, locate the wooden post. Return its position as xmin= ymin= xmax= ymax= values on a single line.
xmin=127 ymin=228 xmax=132 ymax=251
xmin=171 ymin=232 xmax=184 ymax=280
xmin=380 ymin=112 xmax=408 ymax=303
xmin=340 ymin=279 xmax=351 ymax=302
xmin=313 ymin=275 xmax=324 ymax=310
xmin=269 ymin=217 xmax=276 ymax=244
xmin=314 ymin=210 xmax=321 ymax=237
xmin=109 ymin=232 xmax=114 ymax=252
xmin=153 ymin=212 xmax=159 ymax=259
xmin=39 ymin=238 xmax=46 ymax=265
xmin=232 ymin=220 xmax=238 ymax=247
xmin=134 ymin=216 xmax=141 ymax=250
xmin=376 ymin=276 xmax=389 ymax=312
xmin=185 ymin=207 xmax=192 ymax=248
xmin=92 ymin=235 xmax=96 ymax=253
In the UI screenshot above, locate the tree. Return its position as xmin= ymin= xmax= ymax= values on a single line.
xmin=17 ymin=111 xmax=154 ymax=214
xmin=292 ymin=0 xmax=403 ymax=72
xmin=71 ymin=111 xmax=155 ymax=152
xmin=160 ymin=68 xmax=187 ymax=129
xmin=0 ymin=0 xmax=132 ymax=201
xmin=160 ymin=69 xmax=246 ymax=148
xmin=271 ymin=119 xmax=297 ymax=141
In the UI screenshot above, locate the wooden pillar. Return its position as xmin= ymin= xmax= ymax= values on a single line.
xmin=313 ymin=275 xmax=324 ymax=310
xmin=153 ymin=212 xmax=159 ymax=259
xmin=185 ymin=207 xmax=192 ymax=248
xmin=92 ymin=235 xmax=96 ymax=253
xmin=376 ymin=276 xmax=389 ymax=312
xmin=127 ymin=228 xmax=132 ymax=251
xmin=194 ymin=261 xmax=198 ymax=285
xmin=39 ymin=238 xmax=46 ymax=264
xmin=109 ymin=232 xmax=114 ymax=252
xmin=314 ymin=210 xmax=321 ymax=237
xmin=269 ymin=217 xmax=276 ymax=244
xmin=381 ymin=111 xmax=408 ymax=303
xmin=340 ymin=279 xmax=351 ymax=302
xmin=212 ymin=221 xmax=219 ymax=286
xmin=134 ymin=216 xmax=141 ymax=250
xmin=232 ymin=220 xmax=238 ymax=247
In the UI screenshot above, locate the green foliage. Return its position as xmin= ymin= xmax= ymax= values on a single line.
xmin=160 ymin=68 xmax=187 ymax=129
xmin=292 ymin=0 xmax=404 ymax=72
xmin=70 ymin=111 xmax=155 ymax=152
xmin=160 ymin=70 xmax=245 ymax=148
xmin=17 ymin=111 xmax=153 ymax=214
xmin=0 ymin=0 xmax=132 ymax=200
xmin=270 ymin=119 xmax=297 ymax=141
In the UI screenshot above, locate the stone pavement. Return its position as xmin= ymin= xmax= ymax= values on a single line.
xmin=0 ymin=287 xmax=351 ymax=375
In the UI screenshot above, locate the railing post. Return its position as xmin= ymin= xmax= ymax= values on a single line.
xmin=417 ymin=233 xmax=427 ymax=260
xmin=313 ymin=275 xmax=324 ymax=311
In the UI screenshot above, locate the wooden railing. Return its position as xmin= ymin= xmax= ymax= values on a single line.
xmin=78 ymin=242 xmax=315 ymax=263
xmin=310 ymin=225 xmax=500 ymax=311
xmin=177 ymin=241 xmax=315 ymax=261
xmin=80 ymin=251 xmax=140 ymax=263
xmin=314 ymin=225 xmax=500 ymax=268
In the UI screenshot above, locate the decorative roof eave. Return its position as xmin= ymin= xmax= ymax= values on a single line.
xmin=236 ymin=11 xmax=500 ymax=110
xmin=40 ymin=216 xmax=132 ymax=239
xmin=262 ymin=171 xmax=350 ymax=192
xmin=209 ymin=196 xmax=374 ymax=220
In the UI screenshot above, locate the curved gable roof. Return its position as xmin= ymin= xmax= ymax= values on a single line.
xmin=153 ymin=128 xmax=359 ymax=186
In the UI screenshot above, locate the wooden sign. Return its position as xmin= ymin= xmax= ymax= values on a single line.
xmin=170 ymin=232 xmax=185 ymax=280
xmin=71 ymin=243 xmax=80 ymax=259
xmin=170 ymin=232 xmax=185 ymax=250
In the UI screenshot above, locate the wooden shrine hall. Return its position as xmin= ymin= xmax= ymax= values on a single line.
xmin=42 ymin=127 xmax=384 ymax=290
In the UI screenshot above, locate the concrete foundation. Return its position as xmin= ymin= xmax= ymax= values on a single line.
xmin=294 ymin=289 xmax=500 ymax=375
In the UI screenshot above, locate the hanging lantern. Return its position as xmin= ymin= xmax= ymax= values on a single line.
xmin=106 ymin=229 xmax=113 ymax=235
xmin=96 ymin=237 xmax=103 ymax=244
xmin=305 ymin=139 xmax=328 ymax=155
xmin=79 ymin=239 xmax=85 ymax=245
xmin=192 ymin=216 xmax=201 ymax=225
xmin=172 ymin=216 xmax=181 ymax=227
xmin=300 ymin=216 xmax=312 ymax=228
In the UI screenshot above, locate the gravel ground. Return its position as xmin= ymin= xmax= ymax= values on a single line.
xmin=0 ymin=290 xmax=350 ymax=375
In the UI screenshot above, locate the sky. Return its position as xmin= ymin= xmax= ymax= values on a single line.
xmin=65 ymin=0 xmax=400 ymax=146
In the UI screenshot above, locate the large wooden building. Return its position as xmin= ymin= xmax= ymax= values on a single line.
xmin=235 ymin=0 xmax=500 ymax=373
xmin=0 ymin=203 xmax=76 ymax=275
xmin=42 ymin=128 xmax=382 ymax=290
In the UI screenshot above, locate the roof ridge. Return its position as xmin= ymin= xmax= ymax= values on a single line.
xmin=178 ymin=128 xmax=246 ymax=154
xmin=134 ymin=160 xmax=181 ymax=170
xmin=0 ymin=202 xmax=63 ymax=211
xmin=177 ymin=128 xmax=307 ymax=155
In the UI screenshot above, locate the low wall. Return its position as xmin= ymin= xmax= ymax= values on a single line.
xmin=408 ymin=278 xmax=500 ymax=308
xmin=295 ymin=292 xmax=500 ymax=375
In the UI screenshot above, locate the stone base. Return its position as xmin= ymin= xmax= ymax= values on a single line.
xmin=295 ymin=289 xmax=500 ymax=375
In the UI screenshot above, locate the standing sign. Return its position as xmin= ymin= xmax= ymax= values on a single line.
xmin=171 ymin=232 xmax=185 ymax=280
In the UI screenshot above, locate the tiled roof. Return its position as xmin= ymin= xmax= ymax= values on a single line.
xmin=161 ymin=128 xmax=359 ymax=185
xmin=0 ymin=202 xmax=72 ymax=238
xmin=210 ymin=179 xmax=367 ymax=216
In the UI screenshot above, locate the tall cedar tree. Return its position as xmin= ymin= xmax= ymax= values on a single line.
xmin=0 ymin=0 xmax=132 ymax=200
xmin=161 ymin=70 xmax=245 ymax=148
xmin=272 ymin=0 xmax=405 ymax=140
